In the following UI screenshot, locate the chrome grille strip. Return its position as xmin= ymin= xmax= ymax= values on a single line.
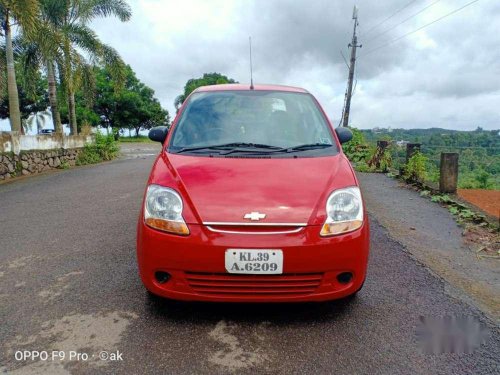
xmin=203 ymin=221 xmax=307 ymax=227
xmin=205 ymin=226 xmax=304 ymax=235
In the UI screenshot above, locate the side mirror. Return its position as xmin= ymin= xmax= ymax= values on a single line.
xmin=148 ymin=126 xmax=169 ymax=143
xmin=335 ymin=127 xmax=353 ymax=144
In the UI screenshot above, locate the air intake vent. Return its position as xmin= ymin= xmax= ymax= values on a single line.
xmin=185 ymin=272 xmax=324 ymax=297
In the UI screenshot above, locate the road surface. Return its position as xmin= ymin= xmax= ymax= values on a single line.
xmin=0 ymin=144 xmax=498 ymax=374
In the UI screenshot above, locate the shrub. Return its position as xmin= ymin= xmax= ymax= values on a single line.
xmin=342 ymin=127 xmax=371 ymax=162
xmin=80 ymin=122 xmax=93 ymax=136
xmin=403 ymin=151 xmax=428 ymax=181
xmin=76 ymin=132 xmax=119 ymax=166
xmin=367 ymin=147 xmax=392 ymax=172
xmin=354 ymin=161 xmax=373 ymax=172
xmin=59 ymin=160 xmax=70 ymax=169
xmin=476 ymin=169 xmax=492 ymax=189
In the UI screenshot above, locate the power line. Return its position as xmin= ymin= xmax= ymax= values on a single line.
xmin=365 ymin=0 xmax=443 ymax=43
xmin=360 ymin=0 xmax=481 ymax=57
xmin=340 ymin=50 xmax=350 ymax=69
xmin=360 ymin=0 xmax=420 ymax=37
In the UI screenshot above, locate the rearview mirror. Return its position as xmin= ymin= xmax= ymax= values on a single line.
xmin=335 ymin=127 xmax=353 ymax=144
xmin=148 ymin=126 xmax=169 ymax=143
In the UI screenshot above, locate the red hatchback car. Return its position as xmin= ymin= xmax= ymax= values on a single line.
xmin=137 ymin=84 xmax=370 ymax=302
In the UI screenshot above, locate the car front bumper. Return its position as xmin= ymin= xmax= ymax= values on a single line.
xmin=136 ymin=220 xmax=370 ymax=302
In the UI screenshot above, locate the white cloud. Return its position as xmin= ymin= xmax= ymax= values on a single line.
xmin=85 ymin=0 xmax=499 ymax=130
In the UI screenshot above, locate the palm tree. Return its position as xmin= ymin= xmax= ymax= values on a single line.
xmin=18 ymin=22 xmax=64 ymax=133
xmin=43 ymin=0 xmax=131 ymax=135
xmin=25 ymin=108 xmax=51 ymax=134
xmin=0 ymin=0 xmax=39 ymax=133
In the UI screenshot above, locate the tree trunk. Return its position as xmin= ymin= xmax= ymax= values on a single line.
xmin=47 ymin=61 xmax=63 ymax=133
xmin=135 ymin=127 xmax=140 ymax=137
xmin=4 ymin=14 xmax=22 ymax=133
xmin=68 ymin=91 xmax=78 ymax=135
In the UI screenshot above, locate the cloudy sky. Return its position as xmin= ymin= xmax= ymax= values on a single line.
xmin=87 ymin=0 xmax=500 ymax=130
xmin=17 ymin=0 xmax=499 ymax=132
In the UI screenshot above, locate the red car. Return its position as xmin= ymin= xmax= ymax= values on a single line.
xmin=137 ymin=84 xmax=369 ymax=302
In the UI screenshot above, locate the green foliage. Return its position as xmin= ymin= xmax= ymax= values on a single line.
xmin=119 ymin=135 xmax=153 ymax=143
xmin=369 ymin=148 xmax=392 ymax=172
xmin=354 ymin=161 xmax=372 ymax=172
xmin=76 ymin=132 xmax=119 ymax=165
xmin=59 ymin=160 xmax=70 ymax=169
xmin=174 ymin=72 xmax=237 ymax=111
xmin=476 ymin=169 xmax=492 ymax=189
xmin=15 ymin=160 xmax=23 ymax=173
xmin=421 ymin=192 xmax=487 ymax=225
xmin=403 ymin=152 xmax=428 ymax=181
xmin=380 ymin=149 xmax=392 ymax=172
xmin=445 ymin=201 xmax=484 ymax=224
xmin=59 ymin=65 xmax=169 ymax=135
xmin=362 ymin=127 xmax=499 ymax=189
xmin=0 ymin=64 xmax=49 ymax=122
xmin=342 ymin=127 xmax=371 ymax=163
xmin=431 ymin=194 xmax=452 ymax=204
xmin=94 ymin=66 xmax=169 ymax=135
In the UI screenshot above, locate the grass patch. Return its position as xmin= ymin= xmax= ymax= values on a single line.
xmin=76 ymin=132 xmax=119 ymax=166
xmin=59 ymin=160 xmax=70 ymax=170
xmin=119 ymin=135 xmax=153 ymax=143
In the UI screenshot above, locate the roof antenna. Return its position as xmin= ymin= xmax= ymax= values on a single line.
xmin=249 ymin=36 xmax=254 ymax=90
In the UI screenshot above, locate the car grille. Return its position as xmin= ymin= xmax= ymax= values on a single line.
xmin=185 ymin=272 xmax=323 ymax=297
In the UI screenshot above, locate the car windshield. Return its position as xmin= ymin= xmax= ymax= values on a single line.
xmin=168 ymin=90 xmax=337 ymax=157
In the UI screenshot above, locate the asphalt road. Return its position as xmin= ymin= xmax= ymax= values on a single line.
xmin=0 ymin=145 xmax=498 ymax=375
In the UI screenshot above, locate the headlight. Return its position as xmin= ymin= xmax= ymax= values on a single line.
xmin=144 ymin=185 xmax=189 ymax=235
xmin=320 ymin=187 xmax=363 ymax=236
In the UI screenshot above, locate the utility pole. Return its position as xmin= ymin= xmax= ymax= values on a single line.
xmin=342 ymin=6 xmax=362 ymax=127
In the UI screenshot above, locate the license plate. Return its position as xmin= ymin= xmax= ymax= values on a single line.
xmin=225 ymin=249 xmax=283 ymax=274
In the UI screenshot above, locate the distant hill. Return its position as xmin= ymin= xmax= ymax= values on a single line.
xmin=360 ymin=127 xmax=499 ymax=150
xmin=356 ymin=127 xmax=499 ymax=189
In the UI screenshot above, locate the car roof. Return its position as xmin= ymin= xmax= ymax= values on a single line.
xmin=193 ymin=84 xmax=310 ymax=94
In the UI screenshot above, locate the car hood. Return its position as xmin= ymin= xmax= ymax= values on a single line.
xmin=150 ymin=153 xmax=356 ymax=226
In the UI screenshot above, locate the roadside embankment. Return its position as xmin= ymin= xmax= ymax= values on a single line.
xmin=358 ymin=172 xmax=499 ymax=322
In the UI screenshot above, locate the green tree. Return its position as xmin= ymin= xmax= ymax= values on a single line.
xmin=17 ymin=1 xmax=67 ymax=133
xmin=0 ymin=0 xmax=39 ymax=132
xmin=42 ymin=0 xmax=131 ymax=135
xmin=89 ymin=66 xmax=169 ymax=136
xmin=0 ymin=63 xmax=49 ymax=129
xmin=475 ymin=169 xmax=491 ymax=189
xmin=174 ymin=72 xmax=237 ymax=112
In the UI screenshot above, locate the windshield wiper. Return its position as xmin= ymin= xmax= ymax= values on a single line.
xmin=285 ymin=143 xmax=333 ymax=152
xmin=175 ymin=142 xmax=332 ymax=155
xmin=176 ymin=143 xmax=284 ymax=154
xmin=218 ymin=143 xmax=287 ymax=155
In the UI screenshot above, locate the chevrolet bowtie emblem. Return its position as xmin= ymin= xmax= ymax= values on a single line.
xmin=244 ymin=212 xmax=266 ymax=221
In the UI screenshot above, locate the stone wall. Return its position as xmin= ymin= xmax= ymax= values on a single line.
xmin=0 ymin=132 xmax=94 ymax=182
xmin=0 ymin=148 xmax=82 ymax=181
